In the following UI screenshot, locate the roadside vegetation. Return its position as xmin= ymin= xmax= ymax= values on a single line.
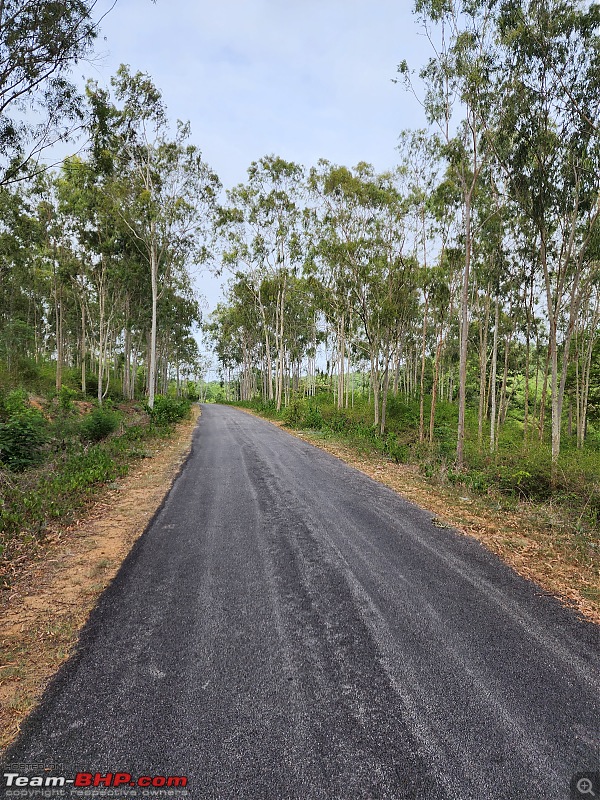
xmin=205 ymin=1 xmax=600 ymax=606
xmin=232 ymin=386 xmax=599 ymax=530
xmin=0 ymin=4 xmax=209 ymax=587
xmin=0 ymin=387 xmax=192 ymax=589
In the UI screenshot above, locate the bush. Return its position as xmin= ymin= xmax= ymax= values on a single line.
xmin=80 ymin=407 xmax=120 ymax=442
xmin=148 ymin=396 xmax=191 ymax=425
xmin=303 ymin=403 xmax=325 ymax=430
xmin=0 ymin=409 xmax=48 ymax=471
xmin=0 ymin=388 xmax=29 ymax=421
xmin=186 ymin=384 xmax=200 ymax=401
xmin=283 ymin=398 xmax=304 ymax=427
xmin=384 ymin=432 xmax=409 ymax=463
xmin=328 ymin=409 xmax=350 ymax=432
xmin=58 ymin=386 xmax=78 ymax=412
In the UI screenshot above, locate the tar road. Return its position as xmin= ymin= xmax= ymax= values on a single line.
xmin=2 ymin=405 xmax=599 ymax=800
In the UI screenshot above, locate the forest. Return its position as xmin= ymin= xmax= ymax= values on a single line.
xmin=1 ymin=0 xmax=599 ymax=537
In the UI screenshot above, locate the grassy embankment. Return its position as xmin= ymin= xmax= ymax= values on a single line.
xmin=0 ymin=388 xmax=192 ymax=589
xmin=231 ymin=392 xmax=600 ymax=619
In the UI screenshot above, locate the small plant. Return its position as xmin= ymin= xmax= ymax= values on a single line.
xmin=384 ymin=432 xmax=408 ymax=463
xmin=0 ymin=409 xmax=48 ymax=471
xmin=79 ymin=407 xmax=120 ymax=442
xmin=303 ymin=403 xmax=324 ymax=430
xmin=148 ymin=396 xmax=191 ymax=425
xmin=0 ymin=388 xmax=28 ymax=421
xmin=283 ymin=398 xmax=303 ymax=427
xmin=58 ymin=386 xmax=78 ymax=412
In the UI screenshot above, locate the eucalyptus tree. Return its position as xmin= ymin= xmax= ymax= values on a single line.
xmin=493 ymin=0 xmax=600 ymax=462
xmin=155 ymin=283 xmax=202 ymax=396
xmin=220 ymin=278 xmax=264 ymax=401
xmin=33 ymin=175 xmax=78 ymax=392
xmin=397 ymin=130 xmax=448 ymax=442
xmin=307 ymin=160 xmax=360 ymax=410
xmin=399 ymin=0 xmax=498 ymax=467
xmin=205 ymin=295 xmax=260 ymax=402
xmin=0 ymin=183 xmax=44 ymax=374
xmin=217 ymin=155 xmax=305 ymax=410
xmin=573 ymin=280 xmax=600 ymax=447
xmin=309 ymin=162 xmax=415 ymax=431
xmin=0 ymin=0 xmax=118 ymax=186
xmin=92 ymin=66 xmax=220 ymax=408
xmin=56 ymin=156 xmax=125 ymax=401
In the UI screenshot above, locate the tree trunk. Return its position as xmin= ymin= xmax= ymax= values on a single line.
xmin=80 ymin=298 xmax=86 ymax=396
xmin=429 ymin=322 xmax=444 ymax=445
xmin=54 ymin=281 xmax=63 ymax=393
xmin=456 ymin=189 xmax=472 ymax=469
xmin=478 ymin=288 xmax=491 ymax=445
xmin=148 ymin=231 xmax=158 ymax=410
xmin=123 ymin=294 xmax=131 ymax=401
xmin=419 ymin=294 xmax=429 ymax=444
xmin=380 ymin=340 xmax=391 ymax=437
xmin=490 ymin=296 xmax=499 ymax=454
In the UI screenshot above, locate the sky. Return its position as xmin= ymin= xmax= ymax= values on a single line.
xmin=66 ymin=0 xmax=431 ymax=364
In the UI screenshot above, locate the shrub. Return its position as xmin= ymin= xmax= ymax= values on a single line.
xmin=303 ymin=403 xmax=324 ymax=430
xmin=58 ymin=386 xmax=78 ymax=412
xmin=80 ymin=407 xmax=120 ymax=442
xmin=328 ymin=409 xmax=350 ymax=432
xmin=283 ymin=398 xmax=304 ymax=427
xmin=0 ymin=409 xmax=48 ymax=471
xmin=0 ymin=388 xmax=29 ymax=421
xmin=384 ymin=432 xmax=408 ymax=463
xmin=148 ymin=396 xmax=191 ymax=426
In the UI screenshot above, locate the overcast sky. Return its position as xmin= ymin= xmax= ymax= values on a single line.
xmin=71 ymin=0 xmax=430 ymax=360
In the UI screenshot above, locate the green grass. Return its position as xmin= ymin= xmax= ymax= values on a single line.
xmin=0 ymin=393 xmax=193 ymax=587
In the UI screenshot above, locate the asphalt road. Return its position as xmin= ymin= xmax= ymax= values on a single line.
xmin=2 ymin=404 xmax=599 ymax=800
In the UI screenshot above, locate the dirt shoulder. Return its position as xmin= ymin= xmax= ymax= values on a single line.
xmin=238 ymin=408 xmax=600 ymax=627
xmin=0 ymin=406 xmax=200 ymax=752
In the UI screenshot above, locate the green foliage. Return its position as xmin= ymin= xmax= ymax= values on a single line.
xmin=0 ymin=0 xmax=99 ymax=185
xmin=148 ymin=396 xmax=191 ymax=425
xmin=302 ymin=403 xmax=325 ymax=430
xmin=58 ymin=386 xmax=78 ymax=412
xmin=0 ymin=442 xmax=126 ymax=553
xmin=186 ymin=386 xmax=200 ymax=402
xmin=79 ymin=407 xmax=120 ymax=442
xmin=384 ymin=433 xmax=409 ymax=464
xmin=0 ymin=388 xmax=29 ymax=419
xmin=0 ymin=401 xmax=192 ymax=586
xmin=0 ymin=408 xmax=48 ymax=471
xmin=283 ymin=398 xmax=304 ymax=427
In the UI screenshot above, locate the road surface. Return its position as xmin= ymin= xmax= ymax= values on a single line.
xmin=2 ymin=404 xmax=599 ymax=799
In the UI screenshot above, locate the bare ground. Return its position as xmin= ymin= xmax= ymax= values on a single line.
xmin=0 ymin=406 xmax=200 ymax=752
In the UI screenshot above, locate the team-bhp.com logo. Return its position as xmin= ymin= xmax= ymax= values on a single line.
xmin=4 ymin=772 xmax=188 ymax=789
